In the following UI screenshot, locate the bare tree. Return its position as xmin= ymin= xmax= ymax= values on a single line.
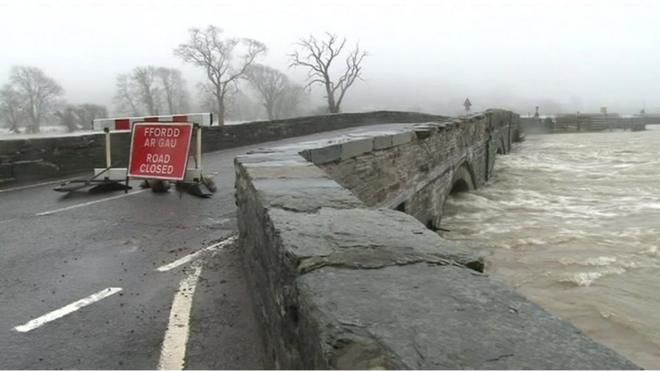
xmin=74 ymin=104 xmax=108 ymax=130
xmin=56 ymin=103 xmax=108 ymax=132
xmin=55 ymin=105 xmax=80 ymax=133
xmin=156 ymin=67 xmax=190 ymax=114
xmin=274 ymin=83 xmax=306 ymax=119
xmin=196 ymin=82 xmax=219 ymax=116
xmin=245 ymin=64 xmax=289 ymax=120
xmin=290 ymin=33 xmax=367 ymax=113
xmin=114 ymin=67 xmax=189 ymax=116
xmin=113 ymin=74 xmax=140 ymax=116
xmin=198 ymin=82 xmax=259 ymax=123
xmin=174 ymin=25 xmax=266 ymax=125
xmin=131 ymin=66 xmax=161 ymax=115
xmin=225 ymin=89 xmax=261 ymax=122
xmin=9 ymin=66 xmax=63 ymax=133
xmin=0 ymin=84 xmax=24 ymax=133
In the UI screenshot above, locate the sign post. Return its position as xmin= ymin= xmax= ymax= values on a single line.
xmin=128 ymin=122 xmax=194 ymax=181
xmin=464 ymin=98 xmax=472 ymax=115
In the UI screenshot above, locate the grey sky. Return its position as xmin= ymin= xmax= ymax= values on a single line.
xmin=1 ymin=0 xmax=659 ymax=115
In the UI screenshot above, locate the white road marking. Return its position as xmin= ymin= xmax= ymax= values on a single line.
xmin=13 ymin=287 xmax=123 ymax=333
xmin=35 ymin=190 xmax=148 ymax=216
xmin=156 ymin=235 xmax=236 ymax=272
xmin=0 ymin=177 xmax=79 ymax=194
xmin=158 ymin=263 xmax=203 ymax=370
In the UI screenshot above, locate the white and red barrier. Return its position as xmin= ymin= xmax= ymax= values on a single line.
xmin=90 ymin=113 xmax=212 ymax=189
xmin=93 ymin=113 xmax=213 ymax=131
xmin=55 ymin=112 xmax=215 ymax=196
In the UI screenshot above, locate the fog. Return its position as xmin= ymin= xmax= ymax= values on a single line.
xmin=1 ymin=0 xmax=659 ymax=117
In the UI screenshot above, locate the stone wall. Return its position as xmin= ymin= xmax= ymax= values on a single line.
xmin=0 ymin=111 xmax=448 ymax=185
xmin=234 ymin=110 xmax=636 ymax=369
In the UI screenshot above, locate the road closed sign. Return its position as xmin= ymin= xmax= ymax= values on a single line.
xmin=128 ymin=122 xmax=193 ymax=181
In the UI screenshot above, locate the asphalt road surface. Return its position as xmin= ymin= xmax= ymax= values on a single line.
xmin=0 ymin=125 xmax=404 ymax=370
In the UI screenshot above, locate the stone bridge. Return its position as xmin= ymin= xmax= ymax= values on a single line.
xmin=235 ymin=109 xmax=635 ymax=369
xmin=314 ymin=110 xmax=520 ymax=231
xmin=0 ymin=109 xmax=636 ymax=369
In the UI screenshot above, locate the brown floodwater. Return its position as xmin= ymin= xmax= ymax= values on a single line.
xmin=441 ymin=126 xmax=660 ymax=369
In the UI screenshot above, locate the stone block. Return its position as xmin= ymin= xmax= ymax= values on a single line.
xmin=431 ymin=122 xmax=449 ymax=130
xmin=391 ymin=131 xmax=413 ymax=146
xmin=297 ymin=264 xmax=638 ymax=369
xmin=235 ymin=151 xmax=307 ymax=164
xmin=268 ymin=207 xmax=483 ymax=272
xmin=471 ymin=112 xmax=486 ymax=120
xmin=304 ymin=144 xmax=342 ymax=165
xmin=373 ymin=135 xmax=394 ymax=150
xmin=413 ymin=127 xmax=434 ymax=140
xmin=340 ymin=137 xmax=374 ymax=160
xmin=253 ymin=178 xmax=363 ymax=212
xmin=245 ymin=162 xmax=328 ymax=180
xmin=413 ymin=123 xmax=438 ymax=131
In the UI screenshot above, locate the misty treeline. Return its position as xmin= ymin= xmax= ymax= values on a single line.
xmin=0 ymin=66 xmax=107 ymax=134
xmin=0 ymin=26 xmax=368 ymax=132
xmin=114 ymin=66 xmax=191 ymax=117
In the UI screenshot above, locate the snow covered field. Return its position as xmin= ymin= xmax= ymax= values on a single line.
xmin=0 ymin=126 xmax=96 ymax=139
xmin=0 ymin=120 xmax=249 ymax=140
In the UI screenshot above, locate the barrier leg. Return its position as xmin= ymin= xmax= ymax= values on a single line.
xmin=196 ymin=124 xmax=202 ymax=171
xmin=104 ymin=128 xmax=111 ymax=169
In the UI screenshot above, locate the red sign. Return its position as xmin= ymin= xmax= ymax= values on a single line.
xmin=128 ymin=122 xmax=193 ymax=181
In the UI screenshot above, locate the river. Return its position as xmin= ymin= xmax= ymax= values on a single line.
xmin=441 ymin=126 xmax=660 ymax=368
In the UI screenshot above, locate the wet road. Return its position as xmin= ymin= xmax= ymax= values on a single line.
xmin=0 ymin=125 xmax=394 ymax=369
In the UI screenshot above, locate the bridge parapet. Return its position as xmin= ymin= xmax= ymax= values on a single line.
xmin=523 ymin=114 xmax=647 ymax=133
xmin=234 ymin=110 xmax=636 ymax=369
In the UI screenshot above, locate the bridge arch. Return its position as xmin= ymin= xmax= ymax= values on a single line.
xmin=512 ymin=128 xmax=521 ymax=142
xmin=449 ymin=162 xmax=476 ymax=194
xmin=429 ymin=161 xmax=478 ymax=232
xmin=496 ymin=137 xmax=507 ymax=155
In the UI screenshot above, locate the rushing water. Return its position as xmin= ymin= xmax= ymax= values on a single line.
xmin=441 ymin=126 xmax=660 ymax=368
